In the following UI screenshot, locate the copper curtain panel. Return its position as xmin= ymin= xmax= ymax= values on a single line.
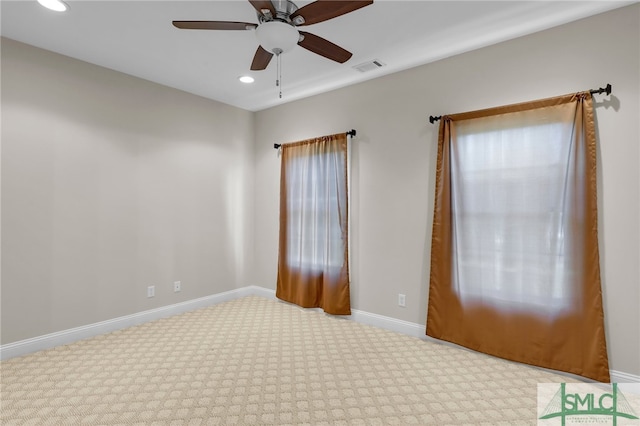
xmin=276 ymin=133 xmax=351 ymax=315
xmin=426 ymin=92 xmax=610 ymax=382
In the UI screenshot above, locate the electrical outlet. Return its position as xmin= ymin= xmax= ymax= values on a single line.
xmin=147 ymin=286 xmax=155 ymax=298
xmin=173 ymin=281 xmax=181 ymax=293
xmin=398 ymin=293 xmax=406 ymax=307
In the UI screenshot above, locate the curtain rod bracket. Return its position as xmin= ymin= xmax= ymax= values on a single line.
xmin=429 ymin=115 xmax=442 ymax=124
xmin=273 ymin=130 xmax=357 ymax=149
xmin=590 ymin=83 xmax=612 ymax=96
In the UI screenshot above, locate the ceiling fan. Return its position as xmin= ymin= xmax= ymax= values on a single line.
xmin=172 ymin=0 xmax=373 ymax=71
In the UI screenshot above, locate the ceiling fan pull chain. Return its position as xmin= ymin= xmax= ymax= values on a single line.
xmin=276 ymin=53 xmax=280 ymax=88
xmin=276 ymin=51 xmax=283 ymax=99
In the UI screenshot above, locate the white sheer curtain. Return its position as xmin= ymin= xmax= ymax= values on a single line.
xmin=451 ymin=112 xmax=575 ymax=317
xmin=285 ymin=146 xmax=346 ymax=274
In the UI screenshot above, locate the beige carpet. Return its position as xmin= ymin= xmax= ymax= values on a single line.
xmin=1 ymin=296 xmax=573 ymax=425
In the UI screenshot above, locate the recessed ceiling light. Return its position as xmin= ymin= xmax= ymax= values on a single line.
xmin=239 ymin=76 xmax=255 ymax=84
xmin=37 ymin=0 xmax=69 ymax=12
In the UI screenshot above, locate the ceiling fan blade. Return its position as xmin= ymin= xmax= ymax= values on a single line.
xmin=251 ymin=46 xmax=274 ymax=70
xmin=291 ymin=1 xmax=373 ymax=26
xmin=248 ymin=0 xmax=276 ymax=18
xmin=173 ymin=21 xmax=257 ymax=30
xmin=298 ymin=31 xmax=352 ymax=63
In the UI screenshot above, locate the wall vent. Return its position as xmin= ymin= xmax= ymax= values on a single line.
xmin=352 ymin=59 xmax=385 ymax=73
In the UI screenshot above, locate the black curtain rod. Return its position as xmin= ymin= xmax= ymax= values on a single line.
xmin=273 ymin=129 xmax=357 ymax=149
xmin=428 ymin=84 xmax=612 ymax=124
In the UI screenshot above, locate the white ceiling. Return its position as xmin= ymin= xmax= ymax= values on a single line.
xmin=1 ymin=0 xmax=633 ymax=111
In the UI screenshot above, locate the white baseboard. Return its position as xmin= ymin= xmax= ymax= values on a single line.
xmin=611 ymin=370 xmax=640 ymax=384
xmin=613 ymin=370 xmax=640 ymax=395
xmin=0 ymin=287 xmax=253 ymax=360
xmin=248 ymin=285 xmax=277 ymax=300
xmin=3 ymin=285 xmax=639 ymax=387
xmin=349 ymin=308 xmax=426 ymax=338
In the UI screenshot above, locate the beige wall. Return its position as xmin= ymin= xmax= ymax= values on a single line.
xmin=253 ymin=5 xmax=640 ymax=376
xmin=1 ymin=38 xmax=255 ymax=344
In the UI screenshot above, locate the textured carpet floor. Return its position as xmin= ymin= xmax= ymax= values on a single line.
xmin=1 ymin=296 xmax=575 ymax=425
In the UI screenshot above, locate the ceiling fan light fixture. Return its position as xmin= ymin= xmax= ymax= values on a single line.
xmin=255 ymin=21 xmax=299 ymax=54
xmin=238 ymin=75 xmax=255 ymax=83
xmin=37 ymin=0 xmax=68 ymax=12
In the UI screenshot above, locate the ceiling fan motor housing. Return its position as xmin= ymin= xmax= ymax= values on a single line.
xmin=257 ymin=0 xmax=299 ymax=23
xmin=255 ymin=20 xmax=300 ymax=54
